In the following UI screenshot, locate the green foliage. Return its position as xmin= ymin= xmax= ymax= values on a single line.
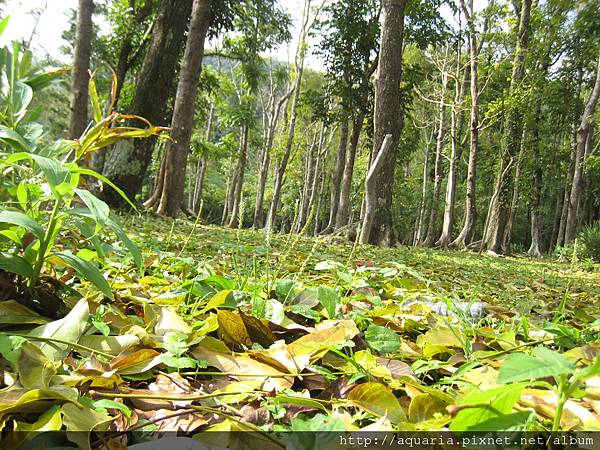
xmin=579 ymin=221 xmax=600 ymax=261
xmin=0 ymin=28 xmax=165 ymax=304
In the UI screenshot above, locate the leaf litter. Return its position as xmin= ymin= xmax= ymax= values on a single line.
xmin=0 ymin=214 xmax=599 ymax=448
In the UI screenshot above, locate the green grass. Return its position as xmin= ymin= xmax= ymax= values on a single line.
xmin=124 ymin=213 xmax=600 ymax=320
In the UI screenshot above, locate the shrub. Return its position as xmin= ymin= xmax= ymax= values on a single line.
xmin=579 ymin=221 xmax=600 ymax=262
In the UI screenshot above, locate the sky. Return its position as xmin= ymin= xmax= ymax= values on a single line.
xmin=0 ymin=0 xmax=325 ymax=70
xmin=0 ymin=1 xmax=474 ymax=73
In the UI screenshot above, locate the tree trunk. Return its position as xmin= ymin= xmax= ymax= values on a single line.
xmin=564 ymin=56 xmax=600 ymax=244
xmin=335 ymin=112 xmax=365 ymax=229
xmin=253 ymin=90 xmax=291 ymax=227
xmin=414 ymin=129 xmax=433 ymax=245
xmin=69 ymin=0 xmax=94 ymax=141
xmin=228 ymin=124 xmax=249 ymax=227
xmin=295 ymin=129 xmax=319 ymax=232
xmin=102 ymin=0 xmax=193 ymax=207
xmin=483 ymin=0 xmax=532 ymax=254
xmin=422 ymin=67 xmax=448 ymax=247
xmin=265 ymin=0 xmax=311 ymax=230
xmin=550 ymin=187 xmax=564 ymax=249
xmin=192 ymin=102 xmax=215 ymax=214
xmin=324 ymin=119 xmax=348 ymax=233
xmin=192 ymin=156 xmax=207 ymax=214
xmin=452 ymin=0 xmax=480 ymax=249
xmin=360 ymin=0 xmax=406 ymax=246
xmin=527 ymin=102 xmax=543 ymax=257
xmin=436 ymin=101 xmax=459 ymax=248
xmin=145 ymin=0 xmax=212 ymax=217
xmin=502 ymin=135 xmax=524 ymax=253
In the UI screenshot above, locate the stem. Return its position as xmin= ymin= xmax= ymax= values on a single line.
xmin=11 ymin=333 xmax=114 ymax=359
xmin=29 ymin=197 xmax=62 ymax=288
xmin=180 ymin=370 xmax=344 ymax=377
xmin=89 ymin=390 xmax=267 ymax=402
xmin=552 ymin=379 xmax=567 ymax=432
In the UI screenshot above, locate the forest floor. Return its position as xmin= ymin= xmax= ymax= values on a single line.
xmin=2 ymin=213 xmax=600 ymax=448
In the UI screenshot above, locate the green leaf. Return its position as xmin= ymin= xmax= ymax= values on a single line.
xmin=347 ymin=382 xmax=406 ymax=423
xmin=317 ymin=285 xmax=340 ymax=319
xmin=54 ymin=251 xmax=113 ymax=299
xmin=62 ymin=402 xmax=112 ymax=450
xmin=0 ymin=252 xmax=34 ymax=277
xmin=533 ymin=346 xmax=576 ymax=372
xmin=450 ymin=383 xmax=528 ymax=432
xmin=12 ymin=81 xmax=33 ymax=121
xmin=0 ymin=126 xmax=29 ymax=151
xmin=0 ymin=333 xmax=26 ymax=365
xmin=93 ymin=399 xmax=131 ymax=418
xmin=88 ymin=77 xmax=102 ymax=124
xmin=106 ymin=217 xmax=143 ymax=271
xmin=78 ymin=334 xmax=140 ymax=356
xmin=73 ymin=167 xmax=138 ymax=211
xmin=28 ymin=153 xmax=70 ymax=188
xmin=0 ymin=210 xmax=44 ymax=240
xmin=498 ymin=350 xmax=574 ymax=384
xmin=0 ymin=16 xmax=10 ymax=37
xmin=290 ymin=413 xmax=345 ymax=431
xmin=16 ymin=341 xmax=57 ymax=389
xmin=275 ymin=278 xmax=295 ymax=303
xmin=27 ymin=298 xmax=90 ymax=361
xmin=73 ymin=188 xmax=109 ymax=226
xmin=365 ymin=324 xmax=402 ymax=354
xmin=160 ymin=355 xmax=199 ymax=369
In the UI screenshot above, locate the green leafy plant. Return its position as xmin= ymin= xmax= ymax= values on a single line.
xmin=0 ymin=23 xmax=167 ymax=307
xmin=498 ymin=347 xmax=600 ymax=431
xmin=579 ymin=221 xmax=600 ymax=262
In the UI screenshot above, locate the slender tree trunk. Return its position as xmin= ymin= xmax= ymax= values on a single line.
xmin=336 ymin=112 xmax=365 ymax=228
xmin=452 ymin=0 xmax=480 ymax=248
xmin=192 ymin=157 xmax=207 ymax=214
xmin=438 ymin=47 xmax=468 ymax=248
xmin=565 ymin=56 xmax=600 ymax=244
xmin=437 ymin=101 xmax=459 ymax=248
xmin=324 ymin=119 xmax=348 ymax=232
xmin=102 ymin=0 xmax=193 ymax=207
xmin=295 ymin=130 xmax=319 ymax=231
xmin=483 ymin=0 xmax=532 ymax=253
xmin=253 ymin=90 xmax=291 ymax=227
xmin=221 ymin=151 xmax=237 ymax=224
xmin=422 ymin=69 xmax=448 ymax=247
xmin=360 ymin=0 xmax=406 ymax=246
xmin=414 ymin=129 xmax=433 ymax=245
xmin=502 ymin=135 xmax=525 ymax=253
xmin=528 ymin=102 xmax=543 ymax=257
xmin=265 ymin=0 xmax=312 ymax=230
xmin=69 ymin=0 xmax=94 ymax=141
xmin=228 ymin=124 xmax=249 ymax=227
xmin=550 ymin=187 xmax=564 ymax=250
xmin=192 ymin=102 xmax=214 ymax=214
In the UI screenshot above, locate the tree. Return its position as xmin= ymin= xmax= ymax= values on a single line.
xmin=482 ymin=0 xmax=533 ymax=254
xmin=564 ymin=55 xmax=600 ymax=243
xmin=68 ymin=0 xmax=94 ymax=140
xmin=360 ymin=0 xmax=405 ymax=246
xmin=451 ymin=0 xmax=481 ymax=249
xmin=422 ymin=49 xmax=449 ymax=247
xmin=101 ymin=0 xmax=193 ymax=207
xmin=265 ymin=0 xmax=316 ymax=230
xmin=315 ymin=0 xmax=379 ymax=231
xmin=144 ymin=0 xmax=213 ymax=217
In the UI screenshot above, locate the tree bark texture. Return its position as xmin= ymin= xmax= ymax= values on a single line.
xmin=69 ymin=0 xmax=94 ymax=141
